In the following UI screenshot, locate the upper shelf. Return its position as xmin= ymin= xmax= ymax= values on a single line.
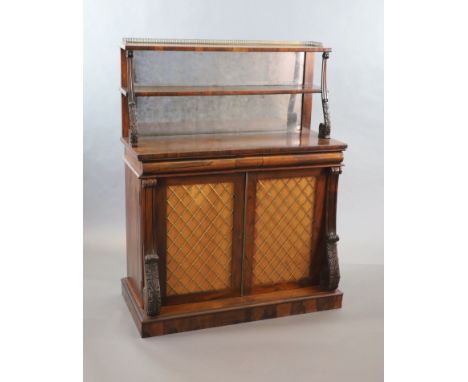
xmin=121 ymin=38 xmax=331 ymax=53
xmin=120 ymin=85 xmax=322 ymax=97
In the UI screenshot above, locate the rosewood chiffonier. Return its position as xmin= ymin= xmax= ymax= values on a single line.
xmin=120 ymin=38 xmax=347 ymax=337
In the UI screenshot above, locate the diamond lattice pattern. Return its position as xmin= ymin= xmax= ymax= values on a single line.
xmin=252 ymin=176 xmax=317 ymax=285
xmin=166 ymin=182 xmax=234 ymax=296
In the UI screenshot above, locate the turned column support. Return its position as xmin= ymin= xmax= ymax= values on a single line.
xmin=319 ymin=52 xmax=332 ymax=139
xmin=320 ymin=166 xmax=341 ymax=290
xmin=143 ymin=253 xmax=161 ymax=316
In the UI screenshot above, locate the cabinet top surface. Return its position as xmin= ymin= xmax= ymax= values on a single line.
xmin=122 ymin=131 xmax=347 ymax=162
xmin=122 ymin=38 xmax=331 ymax=52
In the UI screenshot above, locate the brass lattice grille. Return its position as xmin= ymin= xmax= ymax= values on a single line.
xmin=166 ymin=182 xmax=234 ymax=296
xmin=252 ymin=176 xmax=317 ymax=285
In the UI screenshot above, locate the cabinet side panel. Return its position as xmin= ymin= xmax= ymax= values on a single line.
xmin=125 ymin=165 xmax=142 ymax=305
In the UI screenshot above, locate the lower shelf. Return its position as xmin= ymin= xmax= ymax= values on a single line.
xmin=121 ymin=277 xmax=343 ymax=338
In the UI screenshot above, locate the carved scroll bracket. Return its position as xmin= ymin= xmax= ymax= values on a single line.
xmin=319 ymin=52 xmax=331 ymax=139
xmin=143 ymin=253 xmax=161 ymax=316
xmin=320 ymin=166 xmax=342 ymax=290
xmin=126 ymin=50 xmax=139 ymax=147
xmin=320 ymin=233 xmax=340 ymax=290
xmin=330 ymin=166 xmax=342 ymax=175
xmin=142 ymin=178 xmax=158 ymax=188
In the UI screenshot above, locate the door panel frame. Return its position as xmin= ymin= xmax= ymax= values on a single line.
xmin=242 ymin=167 xmax=327 ymax=295
xmin=144 ymin=167 xmax=329 ymax=306
xmin=150 ymin=173 xmax=245 ymax=306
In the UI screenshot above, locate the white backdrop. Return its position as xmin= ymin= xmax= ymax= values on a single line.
xmin=84 ymin=0 xmax=383 ymax=266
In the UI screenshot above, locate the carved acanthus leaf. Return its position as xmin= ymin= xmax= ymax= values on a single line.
xmin=143 ymin=253 xmax=161 ymax=316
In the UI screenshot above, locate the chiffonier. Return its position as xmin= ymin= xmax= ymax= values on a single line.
xmin=120 ymin=38 xmax=347 ymax=337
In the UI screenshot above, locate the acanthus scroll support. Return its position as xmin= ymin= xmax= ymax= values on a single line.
xmin=319 ymin=52 xmax=332 ymax=139
xmin=143 ymin=253 xmax=161 ymax=316
xmin=126 ymin=50 xmax=138 ymax=147
xmin=320 ymin=166 xmax=341 ymax=290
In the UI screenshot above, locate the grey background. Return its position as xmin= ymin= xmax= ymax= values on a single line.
xmin=84 ymin=0 xmax=383 ymax=381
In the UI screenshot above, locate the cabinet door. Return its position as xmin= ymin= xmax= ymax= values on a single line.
xmin=152 ymin=174 xmax=245 ymax=306
xmin=242 ymin=168 xmax=327 ymax=295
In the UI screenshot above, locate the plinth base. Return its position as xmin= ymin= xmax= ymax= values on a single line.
xmin=121 ymin=277 xmax=343 ymax=338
